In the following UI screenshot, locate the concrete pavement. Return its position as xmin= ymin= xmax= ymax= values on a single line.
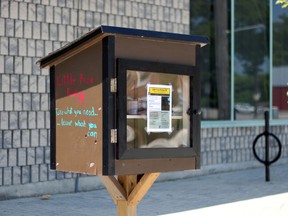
xmin=1 ymin=164 xmax=288 ymax=216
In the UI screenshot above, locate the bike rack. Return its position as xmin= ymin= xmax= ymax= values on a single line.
xmin=252 ymin=111 xmax=282 ymax=182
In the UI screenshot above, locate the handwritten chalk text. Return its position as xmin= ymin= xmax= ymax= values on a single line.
xmin=56 ymin=73 xmax=94 ymax=87
xmin=56 ymin=106 xmax=99 ymax=140
xmin=56 ymin=73 xmax=96 ymax=104
xmin=75 ymin=120 xmax=86 ymax=127
xmin=83 ymin=106 xmax=98 ymax=116
xmin=61 ymin=118 xmax=73 ymax=126
xmin=56 ymin=107 xmax=73 ymax=116
xmin=87 ymin=131 xmax=97 ymax=137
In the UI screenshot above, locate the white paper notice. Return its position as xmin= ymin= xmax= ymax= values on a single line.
xmin=147 ymin=84 xmax=172 ymax=133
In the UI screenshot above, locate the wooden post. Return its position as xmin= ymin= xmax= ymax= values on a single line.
xmin=100 ymin=173 xmax=160 ymax=216
xmin=117 ymin=175 xmax=138 ymax=216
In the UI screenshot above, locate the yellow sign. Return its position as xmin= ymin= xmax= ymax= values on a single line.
xmin=149 ymin=87 xmax=170 ymax=95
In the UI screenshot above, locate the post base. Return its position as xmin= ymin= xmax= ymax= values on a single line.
xmin=100 ymin=173 xmax=160 ymax=216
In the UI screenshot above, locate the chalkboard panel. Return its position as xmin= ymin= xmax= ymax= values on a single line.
xmin=53 ymin=43 xmax=103 ymax=175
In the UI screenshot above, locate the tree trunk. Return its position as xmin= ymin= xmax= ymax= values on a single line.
xmin=214 ymin=0 xmax=230 ymax=119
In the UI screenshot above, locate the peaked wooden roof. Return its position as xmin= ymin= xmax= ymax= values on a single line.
xmin=38 ymin=25 xmax=209 ymax=68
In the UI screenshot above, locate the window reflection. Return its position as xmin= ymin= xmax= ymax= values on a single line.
xmin=126 ymin=70 xmax=190 ymax=149
xmin=234 ymin=0 xmax=269 ymax=120
xmin=273 ymin=3 xmax=288 ymax=119
xmin=191 ymin=0 xmax=288 ymax=121
xmin=190 ymin=0 xmax=231 ymax=120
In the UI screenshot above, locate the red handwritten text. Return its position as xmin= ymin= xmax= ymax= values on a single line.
xmin=56 ymin=72 xmax=95 ymax=104
xmin=79 ymin=73 xmax=94 ymax=84
xmin=56 ymin=73 xmax=77 ymax=87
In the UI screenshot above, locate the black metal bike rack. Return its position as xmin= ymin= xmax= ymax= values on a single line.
xmin=252 ymin=111 xmax=282 ymax=182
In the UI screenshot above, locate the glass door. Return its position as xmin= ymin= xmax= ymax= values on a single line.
xmin=117 ymin=59 xmax=199 ymax=160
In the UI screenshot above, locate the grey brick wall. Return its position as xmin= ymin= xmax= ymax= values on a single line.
xmin=0 ymin=0 xmax=287 ymax=199
xmin=201 ymin=125 xmax=288 ymax=167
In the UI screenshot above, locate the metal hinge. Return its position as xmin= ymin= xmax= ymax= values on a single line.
xmin=111 ymin=129 xmax=117 ymax=143
xmin=110 ymin=78 xmax=117 ymax=93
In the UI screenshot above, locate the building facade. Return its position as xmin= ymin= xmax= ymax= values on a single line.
xmin=0 ymin=0 xmax=287 ymax=199
xmin=191 ymin=0 xmax=288 ymax=171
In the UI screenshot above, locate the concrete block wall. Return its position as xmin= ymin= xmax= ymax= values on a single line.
xmin=201 ymin=125 xmax=288 ymax=169
xmin=0 ymin=0 xmax=190 ymax=199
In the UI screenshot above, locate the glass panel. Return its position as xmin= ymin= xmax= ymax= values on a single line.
xmin=234 ymin=0 xmax=269 ymax=120
xmin=126 ymin=70 xmax=190 ymax=149
xmin=190 ymin=0 xmax=231 ymax=120
xmin=272 ymin=3 xmax=288 ymax=119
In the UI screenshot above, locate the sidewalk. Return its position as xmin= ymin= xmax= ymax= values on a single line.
xmin=1 ymin=164 xmax=288 ymax=216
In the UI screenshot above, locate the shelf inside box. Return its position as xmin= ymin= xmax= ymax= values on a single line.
xmin=127 ymin=115 xmax=183 ymax=119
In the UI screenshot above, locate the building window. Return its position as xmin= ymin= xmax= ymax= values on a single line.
xmin=234 ymin=0 xmax=269 ymax=120
xmin=190 ymin=0 xmax=288 ymax=123
xmin=190 ymin=0 xmax=231 ymax=120
xmin=273 ymin=3 xmax=288 ymax=119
